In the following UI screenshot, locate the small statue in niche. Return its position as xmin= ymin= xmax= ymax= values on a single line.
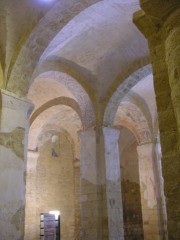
xmin=51 ymin=148 xmax=59 ymax=157
xmin=51 ymin=135 xmax=59 ymax=157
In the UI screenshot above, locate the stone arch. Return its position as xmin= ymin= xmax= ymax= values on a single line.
xmin=114 ymin=101 xmax=152 ymax=144
xmin=103 ymin=64 xmax=152 ymax=126
xmin=30 ymin=97 xmax=82 ymax=126
xmin=30 ymin=61 xmax=96 ymax=128
xmin=6 ymin=0 xmax=101 ymax=96
xmin=31 ymin=58 xmax=97 ymax=105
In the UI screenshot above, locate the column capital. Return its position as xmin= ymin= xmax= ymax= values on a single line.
xmin=103 ymin=127 xmax=120 ymax=142
xmin=78 ymin=126 xmax=120 ymax=142
xmin=133 ymin=9 xmax=159 ymax=39
xmin=1 ymin=89 xmax=34 ymax=116
xmin=133 ymin=2 xmax=180 ymax=40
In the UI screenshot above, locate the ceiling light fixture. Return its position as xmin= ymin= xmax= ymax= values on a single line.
xmin=41 ymin=0 xmax=55 ymax=3
xmin=49 ymin=210 xmax=60 ymax=220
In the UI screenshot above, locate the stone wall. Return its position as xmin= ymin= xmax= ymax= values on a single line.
xmin=25 ymin=131 xmax=78 ymax=240
xmin=119 ymin=127 xmax=144 ymax=240
xmin=134 ymin=3 xmax=180 ymax=238
xmin=121 ymin=180 xmax=144 ymax=240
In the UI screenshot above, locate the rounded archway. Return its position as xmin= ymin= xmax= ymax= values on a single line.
xmin=106 ymin=72 xmax=168 ymax=240
xmin=25 ymin=67 xmax=95 ymax=239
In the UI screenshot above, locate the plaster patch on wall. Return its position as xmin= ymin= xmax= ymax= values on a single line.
xmin=11 ymin=206 xmax=25 ymax=231
xmin=0 ymin=202 xmax=23 ymax=239
xmin=0 ymin=127 xmax=25 ymax=159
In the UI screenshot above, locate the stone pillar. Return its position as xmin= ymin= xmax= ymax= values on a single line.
xmin=137 ymin=143 xmax=161 ymax=240
xmin=134 ymin=2 xmax=180 ymax=238
xmin=154 ymin=142 xmax=168 ymax=240
xmin=79 ymin=127 xmax=124 ymax=240
xmin=162 ymin=10 xmax=180 ymax=238
xmin=78 ymin=128 xmax=103 ymax=240
xmin=103 ymin=127 xmax=124 ymax=240
xmin=133 ymin=9 xmax=178 ymax=160
xmin=0 ymin=90 xmax=33 ymax=240
xmin=24 ymin=150 xmax=39 ymax=240
xmin=164 ymin=11 xmax=180 ymax=238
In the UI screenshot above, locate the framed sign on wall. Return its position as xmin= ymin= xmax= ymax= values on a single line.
xmin=40 ymin=212 xmax=60 ymax=240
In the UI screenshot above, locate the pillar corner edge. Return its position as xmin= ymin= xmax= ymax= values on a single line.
xmin=139 ymin=0 xmax=180 ymax=25
xmin=133 ymin=9 xmax=159 ymax=39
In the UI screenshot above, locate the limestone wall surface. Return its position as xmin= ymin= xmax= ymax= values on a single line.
xmin=0 ymin=90 xmax=33 ymax=240
xmin=25 ymin=131 xmax=78 ymax=240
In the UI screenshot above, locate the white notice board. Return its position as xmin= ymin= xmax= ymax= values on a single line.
xmin=44 ymin=213 xmax=56 ymax=240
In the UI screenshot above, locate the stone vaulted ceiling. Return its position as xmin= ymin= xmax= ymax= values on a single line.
xmin=0 ymin=0 xmax=149 ymax=96
xmin=0 ymin=0 xmax=156 ymax=147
